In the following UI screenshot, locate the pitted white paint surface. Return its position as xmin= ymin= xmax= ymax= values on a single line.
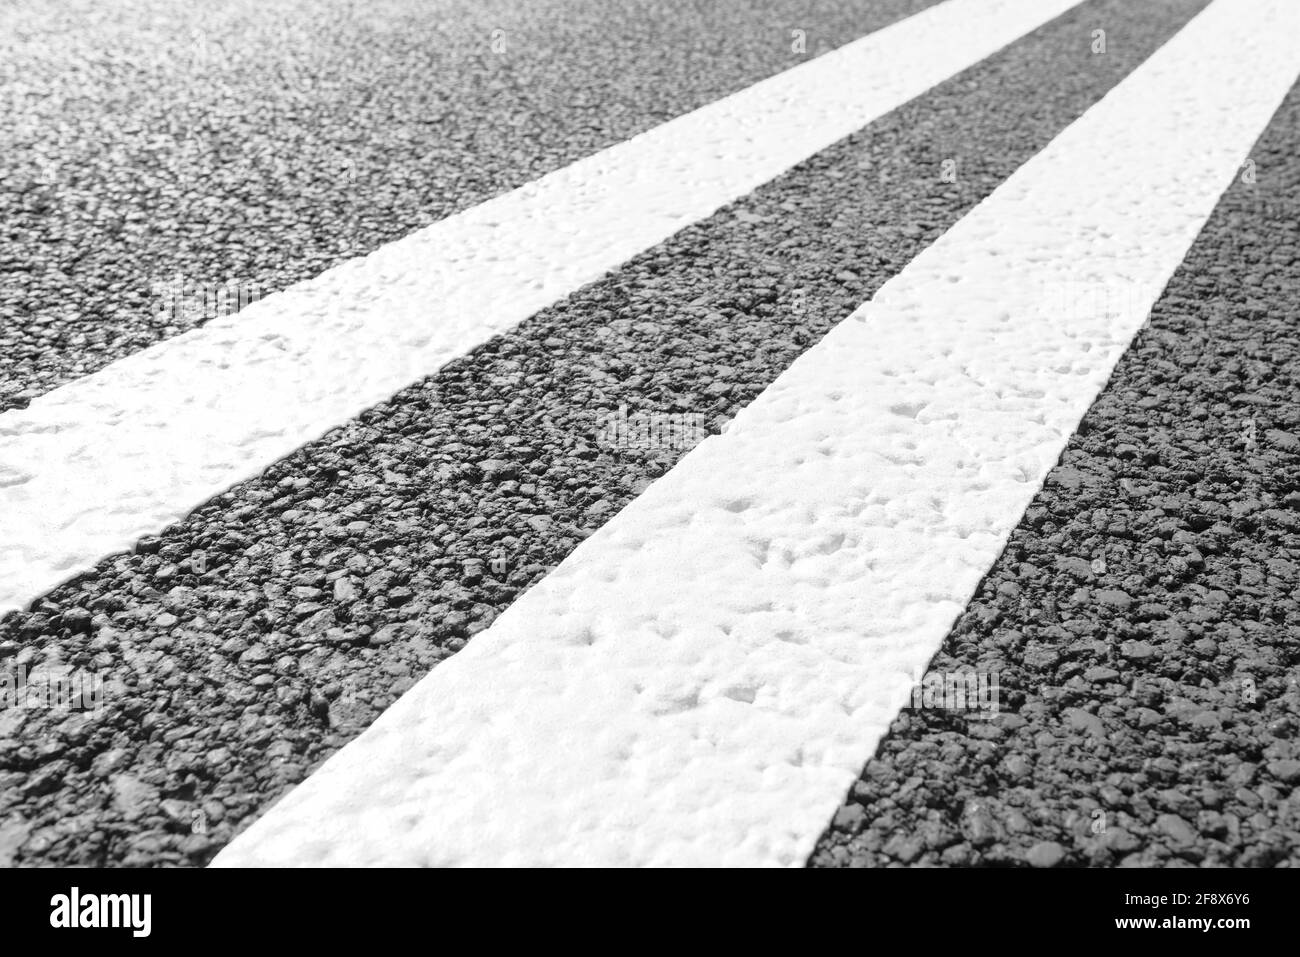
xmin=212 ymin=0 xmax=1300 ymax=867
xmin=0 ymin=0 xmax=1084 ymax=616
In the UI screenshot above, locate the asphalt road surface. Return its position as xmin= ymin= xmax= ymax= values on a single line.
xmin=1 ymin=0 xmax=1297 ymax=868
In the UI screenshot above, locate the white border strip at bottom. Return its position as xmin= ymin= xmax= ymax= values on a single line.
xmin=215 ymin=0 xmax=1300 ymax=866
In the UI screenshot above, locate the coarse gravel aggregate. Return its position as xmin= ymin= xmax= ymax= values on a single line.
xmin=0 ymin=0 xmax=1209 ymax=866
xmin=0 ymin=0 xmax=936 ymax=413
xmin=810 ymin=78 xmax=1300 ymax=869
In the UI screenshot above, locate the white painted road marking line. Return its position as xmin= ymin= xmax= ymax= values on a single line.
xmin=0 ymin=0 xmax=1085 ymax=617
xmin=212 ymin=0 xmax=1300 ymax=867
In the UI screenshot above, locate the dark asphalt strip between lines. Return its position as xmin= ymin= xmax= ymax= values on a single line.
xmin=811 ymin=80 xmax=1300 ymax=869
xmin=0 ymin=0 xmax=937 ymax=414
xmin=0 ymin=0 xmax=1207 ymax=866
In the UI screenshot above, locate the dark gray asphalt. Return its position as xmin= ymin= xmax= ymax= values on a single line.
xmin=811 ymin=78 xmax=1300 ymax=868
xmin=0 ymin=0 xmax=936 ymax=414
xmin=0 ymin=0 xmax=1210 ymax=866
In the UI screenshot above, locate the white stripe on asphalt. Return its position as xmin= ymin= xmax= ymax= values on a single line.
xmin=212 ymin=0 xmax=1300 ymax=867
xmin=0 ymin=0 xmax=1084 ymax=616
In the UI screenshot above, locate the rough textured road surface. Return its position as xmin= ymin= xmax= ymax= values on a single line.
xmin=1 ymin=0 xmax=1296 ymax=868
